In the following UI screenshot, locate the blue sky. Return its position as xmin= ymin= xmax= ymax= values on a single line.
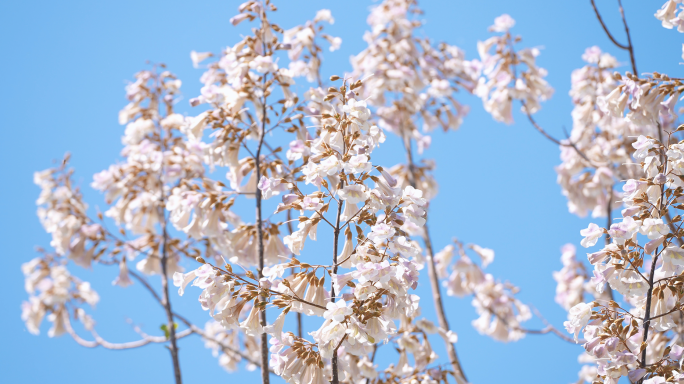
xmin=1 ymin=0 xmax=682 ymax=383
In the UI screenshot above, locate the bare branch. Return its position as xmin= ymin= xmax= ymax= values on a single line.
xmin=589 ymin=0 xmax=629 ymax=50
xmin=63 ymin=311 xmax=193 ymax=350
xmin=617 ymin=0 xmax=638 ymax=75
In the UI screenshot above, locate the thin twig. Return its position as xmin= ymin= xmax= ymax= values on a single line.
xmin=665 ymin=211 xmax=684 ymax=246
xmin=647 ymin=304 xmax=683 ymax=322
xmin=520 ymin=325 xmax=581 ymax=344
xmin=522 ymin=101 xmax=597 ymax=167
xmin=590 ymin=0 xmax=629 ymax=50
xmin=529 ymin=307 xmax=584 ymax=344
xmin=617 ymin=0 xmax=638 ymax=75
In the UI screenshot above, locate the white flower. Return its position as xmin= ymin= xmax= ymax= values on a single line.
xmin=564 ymin=302 xmax=592 ymax=342
xmin=389 ymin=236 xmax=420 ymax=260
xmin=443 ymin=329 xmax=458 ymax=343
xmin=160 ymin=113 xmax=185 ymax=130
xmin=190 ymin=51 xmax=212 ymax=68
xmin=314 ymin=9 xmax=334 ymax=24
xmin=581 ymin=46 xmax=602 ymax=63
xmin=229 ymin=13 xmax=250 ymax=26
xmin=123 ymin=118 xmax=155 ymax=145
xmin=338 ymin=184 xmax=368 ymax=204
xmin=239 ymin=305 xmax=264 ymax=336
xmin=112 ymin=258 xmax=133 ymax=287
xmin=471 ymin=244 xmax=495 ymax=267
xmin=639 ymin=218 xmax=669 ymax=240
xmin=47 ymin=311 xmax=66 ymax=338
xmin=644 ymin=236 xmax=665 ymax=255
xmin=580 ymin=223 xmax=603 ymax=248
xmin=402 ymin=186 xmax=426 ymax=206
xmin=258 ymin=176 xmax=289 ymax=200
xmin=286 ymin=139 xmax=309 ymax=161
xmin=328 ymin=36 xmax=342 ymax=52
xmin=416 ymin=318 xmax=438 ymax=333
xmin=629 ymin=369 xmax=647 ymax=383
xmin=663 ymin=245 xmax=684 ymax=266
xmin=670 ymin=344 xmax=684 ymax=361
xmin=184 ymin=111 xmax=208 ymax=141
xmin=345 ymin=155 xmax=372 ymax=174
xmin=173 ymin=270 xmax=198 ymax=296
xmin=323 ymin=300 xmax=352 ymax=323
xmin=364 ymin=316 xmax=394 ymax=343
xmin=489 ymin=14 xmax=515 ymax=33
xmin=249 ymin=55 xmax=277 ymax=73
xmin=428 ymin=79 xmax=451 ymax=97
xmin=342 ymin=99 xmax=371 ymax=125
xmin=632 ymin=136 xmax=656 ymax=160
xmin=597 ymin=85 xmax=628 ymax=117
xmin=643 ymin=376 xmax=666 ymax=384
xmin=318 ymin=155 xmax=340 ymax=176
xmin=655 ymin=0 xmax=681 ymax=30
xmin=367 ymin=223 xmax=395 ymax=244
xmin=264 ymin=310 xmax=287 ymax=341
xmin=608 ymin=217 xmax=641 ymax=245
xmin=301 ymin=195 xmax=324 ymax=211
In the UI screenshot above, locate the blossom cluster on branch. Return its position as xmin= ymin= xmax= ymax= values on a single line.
xmin=22 ymin=1 xmax=684 ymax=384
xmin=551 ymin=3 xmax=684 ymax=383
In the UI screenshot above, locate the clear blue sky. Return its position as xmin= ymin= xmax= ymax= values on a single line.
xmin=1 ymin=0 xmax=681 ymax=383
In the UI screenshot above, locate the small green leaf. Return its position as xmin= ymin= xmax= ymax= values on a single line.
xmin=160 ymin=323 xmax=179 ymax=340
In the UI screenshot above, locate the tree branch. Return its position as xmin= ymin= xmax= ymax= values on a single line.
xmin=330 ymin=85 xmax=348 ymax=384
xmin=286 ymin=210 xmax=304 ymax=338
xmin=521 ymin=101 xmax=598 ymax=168
xmin=128 ymin=270 xmax=275 ymax=374
xmin=617 ymin=0 xmax=638 ymax=75
xmin=403 ymin=132 xmax=468 ymax=384
xmin=172 ymin=312 xmax=277 ymax=374
xmin=156 ymin=87 xmax=183 ymax=384
xmin=63 ymin=310 xmax=193 ymax=350
xmin=589 ymin=0 xmax=629 ymax=50
xmin=255 ymin=26 xmax=270 ymax=383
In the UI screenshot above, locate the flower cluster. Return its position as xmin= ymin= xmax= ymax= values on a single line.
xmin=350 ymin=0 xmax=477 ymax=153
xmin=25 ymin=162 xmax=103 ymax=336
xmin=165 ymin=1 xmax=471 ymax=382
xmin=28 ymin=1 xmax=684 ymax=384
xmin=203 ymin=318 xmax=262 ymax=372
xmin=23 ymin=66 xmax=245 ymax=374
xmin=554 ymin=47 xmax=657 ymax=218
xmin=569 ymin=129 xmax=684 ymax=383
xmin=175 ymin=79 xmax=435 ymax=382
xmin=436 ymin=242 xmax=531 ymax=342
xmin=552 ymin=8 xmax=684 ymax=382
xmin=282 ymin=9 xmax=341 ymax=84
xmin=553 ymin=244 xmax=590 ymax=311
xmin=656 ymin=0 xmax=684 ymax=32
xmin=22 ymin=255 xmax=99 ymax=337
xmin=474 ymin=14 xmax=554 ymax=124
xmin=597 ymin=72 xmax=681 ymax=132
